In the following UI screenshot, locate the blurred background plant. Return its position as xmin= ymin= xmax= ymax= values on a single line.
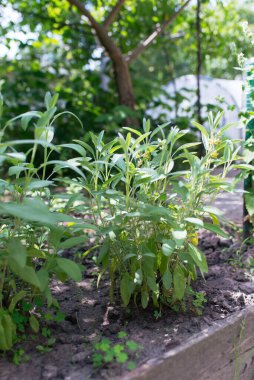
xmin=0 ymin=0 xmax=253 ymax=144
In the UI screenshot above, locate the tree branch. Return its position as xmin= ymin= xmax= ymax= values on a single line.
xmin=67 ymin=0 xmax=123 ymax=60
xmin=104 ymin=0 xmax=126 ymax=29
xmin=125 ymin=0 xmax=191 ymax=64
xmin=67 ymin=0 xmax=100 ymax=30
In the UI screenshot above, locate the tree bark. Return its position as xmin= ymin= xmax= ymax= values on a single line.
xmin=67 ymin=0 xmax=137 ymax=125
xmin=66 ymin=0 xmax=191 ymax=126
xmin=113 ymin=54 xmax=137 ymax=124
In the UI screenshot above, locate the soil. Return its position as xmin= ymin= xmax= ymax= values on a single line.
xmin=1 ymin=228 xmax=254 ymax=380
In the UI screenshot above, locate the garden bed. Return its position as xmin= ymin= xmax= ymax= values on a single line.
xmin=1 ymin=230 xmax=254 ymax=380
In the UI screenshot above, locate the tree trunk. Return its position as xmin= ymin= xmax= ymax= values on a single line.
xmin=112 ymin=55 xmax=138 ymax=126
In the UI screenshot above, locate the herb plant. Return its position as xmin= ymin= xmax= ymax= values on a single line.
xmin=70 ymin=112 xmax=241 ymax=308
xmin=0 ymin=90 xmax=87 ymax=350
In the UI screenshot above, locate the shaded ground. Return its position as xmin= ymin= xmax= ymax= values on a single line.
xmin=1 ymin=229 xmax=254 ymax=380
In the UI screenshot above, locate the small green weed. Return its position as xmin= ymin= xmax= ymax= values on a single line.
xmin=189 ymin=288 xmax=207 ymax=316
xmin=92 ymin=331 xmax=141 ymax=370
xmin=12 ymin=348 xmax=30 ymax=365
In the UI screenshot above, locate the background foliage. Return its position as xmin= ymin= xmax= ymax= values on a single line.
xmin=0 ymin=0 xmax=253 ymax=143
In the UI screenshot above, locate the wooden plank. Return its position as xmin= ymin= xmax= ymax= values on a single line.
xmin=124 ymin=306 xmax=254 ymax=380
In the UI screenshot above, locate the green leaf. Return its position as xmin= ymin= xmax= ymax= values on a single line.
xmin=147 ymin=276 xmax=158 ymax=292
xmin=118 ymin=331 xmax=127 ymax=339
xmin=9 ymin=262 xmax=41 ymax=288
xmin=59 ymin=236 xmax=87 ymax=250
xmin=56 ymin=258 xmax=82 ymax=282
xmin=232 ymin=164 xmax=254 ymax=171
xmin=141 ymin=289 xmax=149 ymax=309
xmin=44 ymin=91 xmax=52 ymax=109
xmin=97 ymin=237 xmax=110 ymax=265
xmin=173 ymin=265 xmax=186 ymax=300
xmin=184 ymin=217 xmax=204 ymax=227
xmin=29 ymin=315 xmax=39 ymax=333
xmin=7 ymin=238 xmax=27 ymax=268
xmin=127 ymin=361 xmax=137 ymax=370
xmin=245 ymin=193 xmax=254 ymax=216
xmin=203 ymin=206 xmax=224 ymax=216
xmin=8 ymin=290 xmax=26 ymax=313
xmin=162 ymin=240 xmax=175 ymax=256
xmin=37 ymin=269 xmax=49 ymax=292
xmin=126 ymin=340 xmax=138 ymax=352
xmin=60 ymin=143 xmax=87 ymax=157
xmin=20 ymin=111 xmax=41 ymax=130
xmin=120 ymin=273 xmax=134 ymax=306
xmin=188 ymin=243 xmax=208 ymax=273
xmin=27 ymin=180 xmax=53 ymax=190
xmin=203 ymin=223 xmax=228 ymax=238
xmin=192 ymin=121 xmax=208 ymax=137
xmin=116 ymin=352 xmax=128 ymax=364
xmin=36 ymin=107 xmax=56 ymax=128
xmin=35 ymin=126 xmax=54 ymax=143
xmin=172 ymin=230 xmax=187 ymax=247
xmin=6 ymin=152 xmax=26 ymax=162
xmin=162 ymin=270 xmax=172 ymax=290
xmin=0 ymin=198 xmax=74 ymax=225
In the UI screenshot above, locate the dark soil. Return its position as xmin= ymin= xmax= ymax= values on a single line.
xmin=1 ymin=231 xmax=254 ymax=380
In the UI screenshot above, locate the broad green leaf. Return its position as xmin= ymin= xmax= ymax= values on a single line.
xmin=7 ymin=238 xmax=26 ymax=268
xmin=0 ymin=198 xmax=74 ymax=225
xmin=147 ymin=276 xmax=158 ymax=292
xmin=29 ymin=314 xmax=39 ymax=333
xmin=9 ymin=261 xmax=41 ymax=288
xmin=184 ymin=217 xmax=204 ymax=227
xmin=203 ymin=206 xmax=224 ymax=216
xmin=56 ymin=258 xmax=82 ymax=282
xmin=245 ymin=193 xmax=254 ymax=216
xmin=173 ymin=265 xmax=186 ymax=300
xmin=97 ymin=237 xmax=110 ymax=265
xmin=120 ymin=273 xmax=134 ymax=306
xmin=37 ymin=269 xmax=49 ymax=292
xmin=162 ymin=240 xmax=175 ymax=256
xmin=203 ymin=223 xmax=228 ymax=238
xmin=141 ymin=289 xmax=149 ymax=308
xmin=188 ymin=243 xmax=208 ymax=273
xmin=162 ymin=270 xmax=172 ymax=290
xmin=59 ymin=236 xmax=87 ymax=250
xmin=27 ymin=180 xmax=53 ymax=190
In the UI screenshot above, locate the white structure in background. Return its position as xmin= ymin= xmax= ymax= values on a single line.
xmin=148 ymin=74 xmax=244 ymax=140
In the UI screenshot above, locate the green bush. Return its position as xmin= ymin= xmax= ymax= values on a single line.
xmin=0 ymin=89 xmax=244 ymax=351
xmin=0 ymin=91 xmax=88 ymax=350
xmin=67 ymin=113 xmax=241 ymax=308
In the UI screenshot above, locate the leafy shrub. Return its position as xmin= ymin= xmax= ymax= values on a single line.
xmin=69 ymin=113 xmax=240 ymax=308
xmin=0 ymin=91 xmax=87 ymax=350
